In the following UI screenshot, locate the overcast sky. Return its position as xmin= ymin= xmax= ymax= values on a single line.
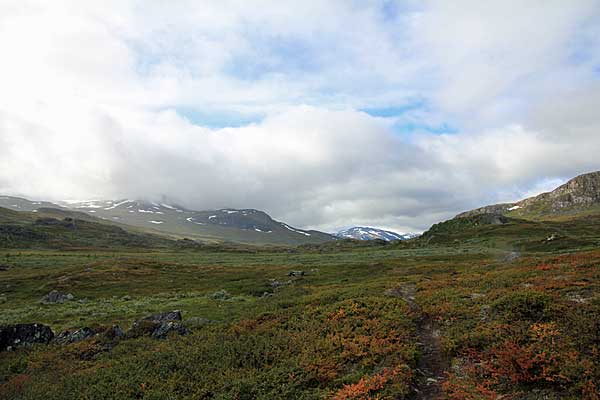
xmin=1 ymin=1 xmax=600 ymax=233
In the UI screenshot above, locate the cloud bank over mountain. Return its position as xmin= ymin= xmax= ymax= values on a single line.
xmin=1 ymin=1 xmax=599 ymax=232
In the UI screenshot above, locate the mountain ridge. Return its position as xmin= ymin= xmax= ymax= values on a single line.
xmin=0 ymin=197 xmax=333 ymax=246
xmin=335 ymin=226 xmax=418 ymax=241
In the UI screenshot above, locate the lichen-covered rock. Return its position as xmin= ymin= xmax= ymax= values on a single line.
xmin=128 ymin=311 xmax=188 ymax=339
xmin=151 ymin=321 xmax=189 ymax=339
xmin=41 ymin=290 xmax=74 ymax=304
xmin=55 ymin=327 xmax=96 ymax=344
xmin=0 ymin=323 xmax=54 ymax=351
xmin=143 ymin=310 xmax=182 ymax=323
xmin=103 ymin=325 xmax=125 ymax=340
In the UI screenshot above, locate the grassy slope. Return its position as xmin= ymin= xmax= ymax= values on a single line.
xmin=0 ymin=219 xmax=599 ymax=399
xmin=0 ymin=207 xmax=182 ymax=250
xmin=506 ymin=203 xmax=600 ymax=221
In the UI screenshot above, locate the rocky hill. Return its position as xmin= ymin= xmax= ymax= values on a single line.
xmin=456 ymin=171 xmax=600 ymax=221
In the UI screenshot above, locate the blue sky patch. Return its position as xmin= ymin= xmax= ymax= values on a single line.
xmin=175 ymin=108 xmax=263 ymax=129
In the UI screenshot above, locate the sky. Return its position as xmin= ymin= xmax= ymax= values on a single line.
xmin=1 ymin=0 xmax=600 ymax=233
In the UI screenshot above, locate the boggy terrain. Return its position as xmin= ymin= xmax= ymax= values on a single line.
xmin=1 ymin=233 xmax=599 ymax=399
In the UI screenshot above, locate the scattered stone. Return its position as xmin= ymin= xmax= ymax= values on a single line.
xmin=479 ymin=305 xmax=490 ymax=321
xmin=503 ymin=251 xmax=520 ymax=262
xmin=143 ymin=310 xmax=182 ymax=323
xmin=103 ymin=325 xmax=125 ymax=340
xmin=0 ymin=264 xmax=9 ymax=271
xmin=384 ymin=288 xmax=403 ymax=298
xmin=129 ymin=310 xmax=188 ymax=339
xmin=261 ymin=291 xmax=273 ymax=298
xmin=0 ymin=295 xmax=6 ymax=304
xmin=208 ymin=290 xmax=232 ymax=300
xmin=469 ymin=293 xmax=485 ymax=300
xmin=55 ymin=327 xmax=96 ymax=344
xmin=288 ymin=270 xmax=305 ymax=277
xmin=121 ymin=295 xmax=132 ymax=301
xmin=269 ymin=279 xmax=292 ymax=289
xmin=0 ymin=323 xmax=54 ymax=351
xmin=41 ymin=290 xmax=74 ymax=304
xmin=151 ymin=321 xmax=189 ymax=339
xmin=546 ymin=233 xmax=559 ymax=242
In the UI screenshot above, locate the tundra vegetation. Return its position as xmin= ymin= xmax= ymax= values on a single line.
xmin=1 ymin=214 xmax=600 ymax=399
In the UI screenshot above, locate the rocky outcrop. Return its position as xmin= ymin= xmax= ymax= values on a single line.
xmin=0 ymin=323 xmax=54 ymax=351
xmin=128 ymin=310 xmax=189 ymax=339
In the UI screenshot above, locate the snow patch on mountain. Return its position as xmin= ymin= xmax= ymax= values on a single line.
xmin=335 ymin=227 xmax=418 ymax=241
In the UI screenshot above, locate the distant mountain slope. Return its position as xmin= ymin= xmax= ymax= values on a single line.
xmin=335 ymin=227 xmax=417 ymax=241
xmin=0 ymin=196 xmax=64 ymax=212
xmin=456 ymin=171 xmax=600 ymax=221
xmin=0 ymin=206 xmax=183 ymax=249
xmin=0 ymin=197 xmax=333 ymax=245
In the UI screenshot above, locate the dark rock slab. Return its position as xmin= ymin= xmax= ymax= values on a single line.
xmin=1 ymin=323 xmax=54 ymax=351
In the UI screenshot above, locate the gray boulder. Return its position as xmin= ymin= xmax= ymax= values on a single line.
xmin=151 ymin=321 xmax=189 ymax=339
xmin=104 ymin=325 xmax=125 ymax=339
xmin=129 ymin=310 xmax=189 ymax=339
xmin=54 ymin=327 xmax=96 ymax=344
xmin=1 ymin=323 xmax=54 ymax=351
xmin=41 ymin=290 xmax=74 ymax=304
xmin=143 ymin=310 xmax=182 ymax=322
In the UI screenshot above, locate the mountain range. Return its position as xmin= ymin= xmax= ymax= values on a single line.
xmin=335 ymin=227 xmax=417 ymax=241
xmin=0 ymin=197 xmax=333 ymax=246
xmin=3 ymin=170 xmax=600 ymax=247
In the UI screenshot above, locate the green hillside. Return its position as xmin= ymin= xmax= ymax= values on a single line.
xmin=0 ymin=207 xmax=183 ymax=250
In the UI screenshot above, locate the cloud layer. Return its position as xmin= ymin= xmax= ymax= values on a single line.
xmin=1 ymin=1 xmax=600 ymax=233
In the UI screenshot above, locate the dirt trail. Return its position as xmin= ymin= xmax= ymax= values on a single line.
xmin=397 ymin=284 xmax=449 ymax=399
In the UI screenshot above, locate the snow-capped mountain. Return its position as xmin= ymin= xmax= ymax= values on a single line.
xmin=335 ymin=227 xmax=418 ymax=241
xmin=0 ymin=197 xmax=333 ymax=246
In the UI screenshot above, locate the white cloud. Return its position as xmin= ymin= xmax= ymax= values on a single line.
xmin=0 ymin=1 xmax=600 ymax=233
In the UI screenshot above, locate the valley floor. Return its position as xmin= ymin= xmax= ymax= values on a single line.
xmin=0 ymin=244 xmax=599 ymax=399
